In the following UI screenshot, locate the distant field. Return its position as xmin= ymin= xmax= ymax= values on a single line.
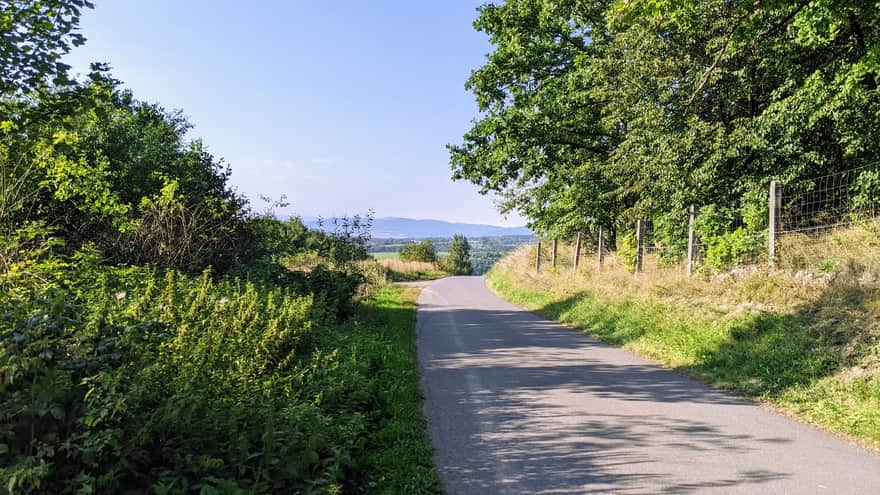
xmin=369 ymin=235 xmax=534 ymax=275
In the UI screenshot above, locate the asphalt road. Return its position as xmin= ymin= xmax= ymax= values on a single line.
xmin=416 ymin=276 xmax=880 ymax=495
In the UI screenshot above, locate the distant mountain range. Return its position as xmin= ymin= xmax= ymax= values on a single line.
xmin=303 ymin=216 xmax=532 ymax=239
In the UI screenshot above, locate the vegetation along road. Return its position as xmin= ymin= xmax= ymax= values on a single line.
xmin=416 ymin=276 xmax=880 ymax=494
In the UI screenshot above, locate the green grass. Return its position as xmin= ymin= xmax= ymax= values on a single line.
xmin=330 ymin=285 xmax=442 ymax=493
xmin=487 ymin=266 xmax=880 ymax=451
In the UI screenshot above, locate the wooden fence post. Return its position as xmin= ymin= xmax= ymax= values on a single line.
xmin=686 ymin=205 xmax=697 ymax=277
xmin=597 ymin=226 xmax=605 ymax=268
xmin=573 ymin=232 xmax=581 ymax=273
xmin=769 ymin=181 xmax=781 ymax=264
xmin=551 ymin=238 xmax=558 ymax=268
xmin=635 ymin=220 xmax=644 ymax=276
xmin=535 ymin=240 xmax=542 ymax=274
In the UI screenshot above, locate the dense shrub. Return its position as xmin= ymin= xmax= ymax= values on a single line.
xmin=0 ymin=235 xmax=372 ymax=494
xmin=694 ymin=193 xmax=767 ymax=272
xmin=0 ymin=74 xmax=249 ymax=273
xmin=651 ymin=211 xmax=688 ymax=266
xmin=616 ymin=232 xmax=638 ymax=273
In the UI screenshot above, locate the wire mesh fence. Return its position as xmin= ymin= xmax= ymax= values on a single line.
xmin=779 ymin=165 xmax=880 ymax=235
xmin=529 ymin=163 xmax=880 ymax=278
xmin=775 ymin=164 xmax=880 ymax=272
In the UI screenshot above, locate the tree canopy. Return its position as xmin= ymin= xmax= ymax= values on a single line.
xmin=450 ymin=0 xmax=880 ymax=238
xmin=0 ymin=0 xmax=93 ymax=94
xmin=400 ymin=239 xmax=438 ymax=263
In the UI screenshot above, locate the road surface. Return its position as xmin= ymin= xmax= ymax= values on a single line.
xmin=416 ymin=276 xmax=880 ymax=494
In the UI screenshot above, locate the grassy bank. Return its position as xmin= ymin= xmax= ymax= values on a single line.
xmin=487 ymin=246 xmax=880 ymax=451
xmin=331 ymin=285 xmax=442 ymax=494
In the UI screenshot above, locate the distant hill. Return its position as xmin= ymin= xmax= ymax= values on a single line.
xmin=304 ymin=216 xmax=532 ymax=239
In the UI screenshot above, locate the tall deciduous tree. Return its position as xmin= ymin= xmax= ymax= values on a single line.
xmin=451 ymin=0 xmax=880 ymax=236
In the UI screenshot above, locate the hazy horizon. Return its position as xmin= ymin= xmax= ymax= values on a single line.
xmin=299 ymin=214 xmax=529 ymax=228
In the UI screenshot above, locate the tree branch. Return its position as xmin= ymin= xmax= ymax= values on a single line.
xmin=686 ymin=1 xmax=762 ymax=107
xmin=758 ymin=0 xmax=812 ymax=38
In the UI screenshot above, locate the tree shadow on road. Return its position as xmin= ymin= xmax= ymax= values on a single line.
xmin=417 ymin=304 xmax=806 ymax=494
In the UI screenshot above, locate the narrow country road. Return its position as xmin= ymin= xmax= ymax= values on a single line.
xmin=416 ymin=276 xmax=880 ymax=495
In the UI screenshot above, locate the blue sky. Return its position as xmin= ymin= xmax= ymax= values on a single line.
xmin=65 ymin=1 xmax=526 ymax=226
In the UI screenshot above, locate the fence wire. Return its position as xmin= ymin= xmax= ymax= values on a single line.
xmin=527 ymin=163 xmax=880 ymax=277
xmin=780 ymin=164 xmax=880 ymax=234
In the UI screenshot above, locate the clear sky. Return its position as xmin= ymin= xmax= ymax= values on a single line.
xmin=65 ymin=1 xmax=526 ymax=226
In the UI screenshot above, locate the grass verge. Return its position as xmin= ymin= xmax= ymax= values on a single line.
xmin=337 ymin=285 xmax=442 ymax=494
xmin=487 ymin=247 xmax=880 ymax=452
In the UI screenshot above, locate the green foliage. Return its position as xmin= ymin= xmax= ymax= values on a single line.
xmin=452 ymin=0 xmax=880 ymax=243
xmin=702 ymin=228 xmax=766 ymax=272
xmin=0 ymin=0 xmax=94 ymax=94
xmin=244 ymin=214 xmax=370 ymax=268
xmin=443 ymin=235 xmax=473 ymax=275
xmin=694 ymin=200 xmax=767 ymax=272
xmin=399 ymin=240 xmax=436 ymax=263
xmin=616 ymin=232 xmax=638 ymax=273
xmin=1 ymin=74 xmax=252 ymax=272
xmin=851 ymin=169 xmax=880 ymax=215
xmin=0 ymin=235 xmax=437 ymax=493
xmin=652 ymin=211 xmax=689 ymax=266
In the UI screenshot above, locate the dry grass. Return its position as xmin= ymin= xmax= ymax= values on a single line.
xmin=517 ymin=222 xmax=880 ymax=313
xmin=377 ymin=259 xmax=447 ymax=282
xmin=503 ymin=243 xmax=816 ymax=315
xmin=378 ymin=259 xmax=437 ymax=273
xmin=777 ymin=222 xmax=880 ymax=280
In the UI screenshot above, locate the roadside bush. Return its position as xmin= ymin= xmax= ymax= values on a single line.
xmin=616 ymin=232 xmax=638 ymax=272
xmin=0 ymin=238 xmax=370 ymax=494
xmin=107 ymin=189 xmax=246 ymax=273
xmin=1 ymin=76 xmax=250 ymax=273
xmin=652 ymin=210 xmax=688 ymax=266
xmin=851 ymin=169 xmax=880 ymax=218
xmin=694 ymin=195 xmax=767 ymax=273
